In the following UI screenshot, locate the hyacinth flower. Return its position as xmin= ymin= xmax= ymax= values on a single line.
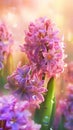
xmin=54 ymin=84 xmax=73 ymax=130
xmin=0 ymin=95 xmax=41 ymax=130
xmin=21 ymin=17 xmax=66 ymax=78
xmin=5 ymin=65 xmax=47 ymax=108
xmin=20 ymin=17 xmax=66 ymax=130
xmin=53 ymin=98 xmax=67 ymax=130
xmin=0 ymin=22 xmax=14 ymax=88
xmin=64 ymin=84 xmax=73 ymax=130
xmin=0 ymin=22 xmax=13 ymax=69
xmin=64 ymin=62 xmax=73 ymax=84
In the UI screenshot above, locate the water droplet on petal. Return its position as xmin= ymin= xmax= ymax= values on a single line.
xmin=32 ymin=95 xmax=37 ymax=100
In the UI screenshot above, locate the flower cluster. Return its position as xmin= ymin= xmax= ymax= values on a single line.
xmin=21 ymin=17 xmax=65 ymax=78
xmin=53 ymin=60 xmax=73 ymax=130
xmin=53 ymin=97 xmax=67 ymax=130
xmin=0 ymin=95 xmax=41 ymax=130
xmin=5 ymin=65 xmax=47 ymax=106
xmin=0 ymin=41 xmax=5 ymax=69
xmin=0 ymin=22 xmax=14 ymax=42
xmin=54 ymin=84 xmax=73 ymax=130
xmin=64 ymin=62 xmax=73 ymax=84
xmin=0 ymin=22 xmax=13 ymax=70
xmin=2 ymin=17 xmax=66 ymax=130
xmin=64 ymin=84 xmax=73 ymax=129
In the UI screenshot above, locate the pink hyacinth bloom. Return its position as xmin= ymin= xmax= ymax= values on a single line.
xmin=21 ymin=17 xmax=66 ymax=78
xmin=0 ymin=22 xmax=11 ymax=41
xmin=0 ymin=22 xmax=13 ymax=70
xmin=64 ymin=62 xmax=73 ymax=84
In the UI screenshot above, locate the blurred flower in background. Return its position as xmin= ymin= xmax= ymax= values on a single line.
xmin=64 ymin=62 xmax=73 ymax=84
xmin=54 ymin=83 xmax=73 ymax=130
xmin=0 ymin=22 xmax=13 ymax=70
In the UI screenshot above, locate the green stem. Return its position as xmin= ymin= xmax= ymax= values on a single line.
xmin=42 ymin=78 xmax=54 ymax=118
xmin=34 ymin=77 xmax=55 ymax=130
xmin=48 ymin=97 xmax=56 ymax=129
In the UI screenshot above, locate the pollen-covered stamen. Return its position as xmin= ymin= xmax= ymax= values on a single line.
xmin=38 ymin=32 xmax=45 ymax=39
xmin=47 ymin=54 xmax=53 ymax=60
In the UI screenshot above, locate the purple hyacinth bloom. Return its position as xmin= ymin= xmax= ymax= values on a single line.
xmin=63 ymin=84 xmax=73 ymax=114
xmin=21 ymin=17 xmax=66 ymax=78
xmin=54 ymin=84 xmax=73 ymax=130
xmin=0 ymin=95 xmax=41 ymax=130
xmin=64 ymin=85 xmax=73 ymax=130
xmin=5 ymin=65 xmax=47 ymax=106
xmin=64 ymin=115 xmax=73 ymax=130
xmin=0 ymin=95 xmax=17 ymax=130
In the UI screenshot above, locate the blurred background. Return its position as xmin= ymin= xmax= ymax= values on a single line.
xmin=0 ymin=0 xmax=73 ymax=63
xmin=0 ymin=0 xmax=73 ymax=96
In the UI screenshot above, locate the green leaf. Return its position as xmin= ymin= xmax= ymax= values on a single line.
xmin=0 ymin=69 xmax=5 ymax=89
xmin=58 ymin=115 xmax=66 ymax=130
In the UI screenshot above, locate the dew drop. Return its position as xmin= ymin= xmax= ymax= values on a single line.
xmin=50 ymin=128 xmax=53 ymax=130
xmin=32 ymin=95 xmax=37 ymax=100
xmin=51 ymin=99 xmax=54 ymax=104
xmin=42 ymin=116 xmax=49 ymax=126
